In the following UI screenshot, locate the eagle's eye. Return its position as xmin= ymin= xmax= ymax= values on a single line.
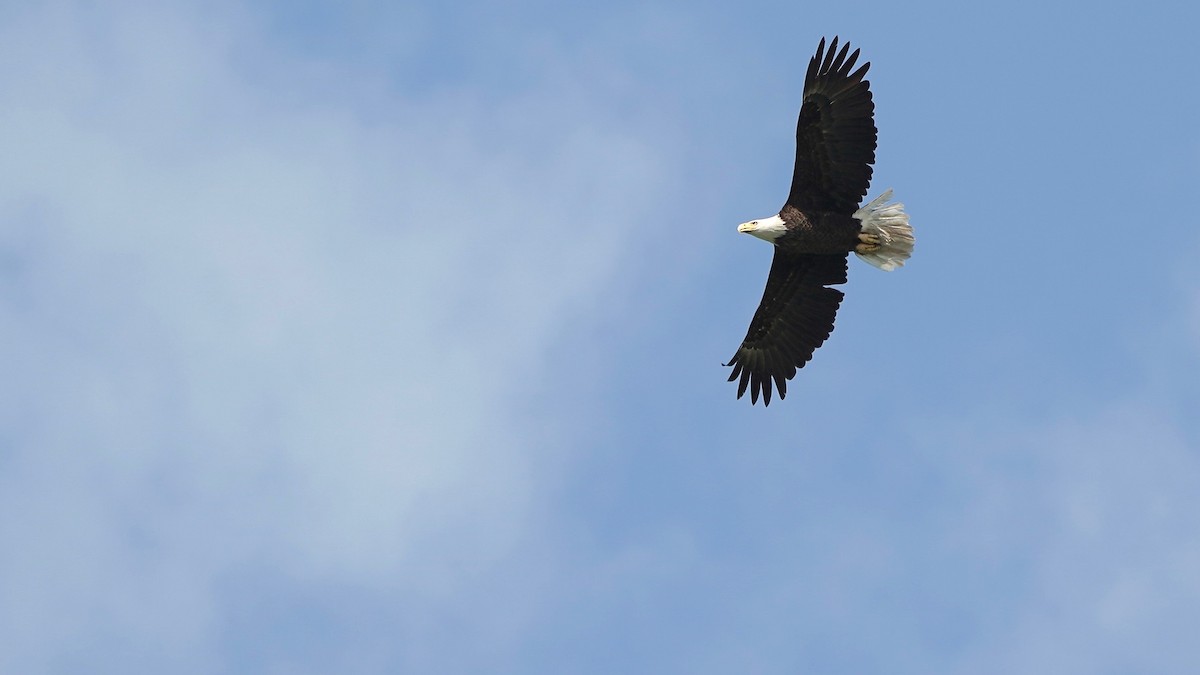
xmin=751 ymin=221 xmax=758 ymax=225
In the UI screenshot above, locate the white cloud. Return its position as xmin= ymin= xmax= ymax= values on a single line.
xmin=0 ymin=3 xmax=678 ymax=671
xmin=911 ymin=396 xmax=1200 ymax=674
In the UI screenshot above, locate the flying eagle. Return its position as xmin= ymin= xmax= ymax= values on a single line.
xmin=726 ymin=37 xmax=914 ymax=405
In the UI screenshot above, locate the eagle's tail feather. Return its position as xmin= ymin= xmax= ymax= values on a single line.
xmin=854 ymin=189 xmax=913 ymax=271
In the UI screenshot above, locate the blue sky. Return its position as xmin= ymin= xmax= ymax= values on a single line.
xmin=2 ymin=1 xmax=1199 ymax=673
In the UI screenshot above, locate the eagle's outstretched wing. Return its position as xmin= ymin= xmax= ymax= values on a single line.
xmin=725 ymin=252 xmax=848 ymax=405
xmin=786 ymin=36 xmax=876 ymax=215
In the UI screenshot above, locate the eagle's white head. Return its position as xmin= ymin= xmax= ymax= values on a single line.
xmin=736 ymin=214 xmax=787 ymax=243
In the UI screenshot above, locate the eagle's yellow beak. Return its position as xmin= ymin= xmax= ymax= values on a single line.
xmin=737 ymin=221 xmax=757 ymax=234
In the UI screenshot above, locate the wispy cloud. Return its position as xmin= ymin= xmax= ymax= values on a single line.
xmin=0 ymin=3 xmax=680 ymax=671
xmin=919 ymin=399 xmax=1200 ymax=674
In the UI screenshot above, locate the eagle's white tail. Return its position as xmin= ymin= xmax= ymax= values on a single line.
xmin=854 ymin=189 xmax=914 ymax=271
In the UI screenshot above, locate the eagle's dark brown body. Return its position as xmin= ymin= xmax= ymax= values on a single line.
xmin=776 ymin=206 xmax=862 ymax=256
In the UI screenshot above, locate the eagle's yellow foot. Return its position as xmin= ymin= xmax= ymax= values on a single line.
xmin=856 ymin=231 xmax=881 ymax=254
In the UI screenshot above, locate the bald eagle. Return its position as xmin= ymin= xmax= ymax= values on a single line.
xmin=726 ymin=37 xmax=914 ymax=405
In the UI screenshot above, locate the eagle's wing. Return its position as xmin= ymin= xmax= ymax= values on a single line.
xmin=726 ymin=252 xmax=848 ymax=405
xmin=786 ymin=37 xmax=876 ymax=214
